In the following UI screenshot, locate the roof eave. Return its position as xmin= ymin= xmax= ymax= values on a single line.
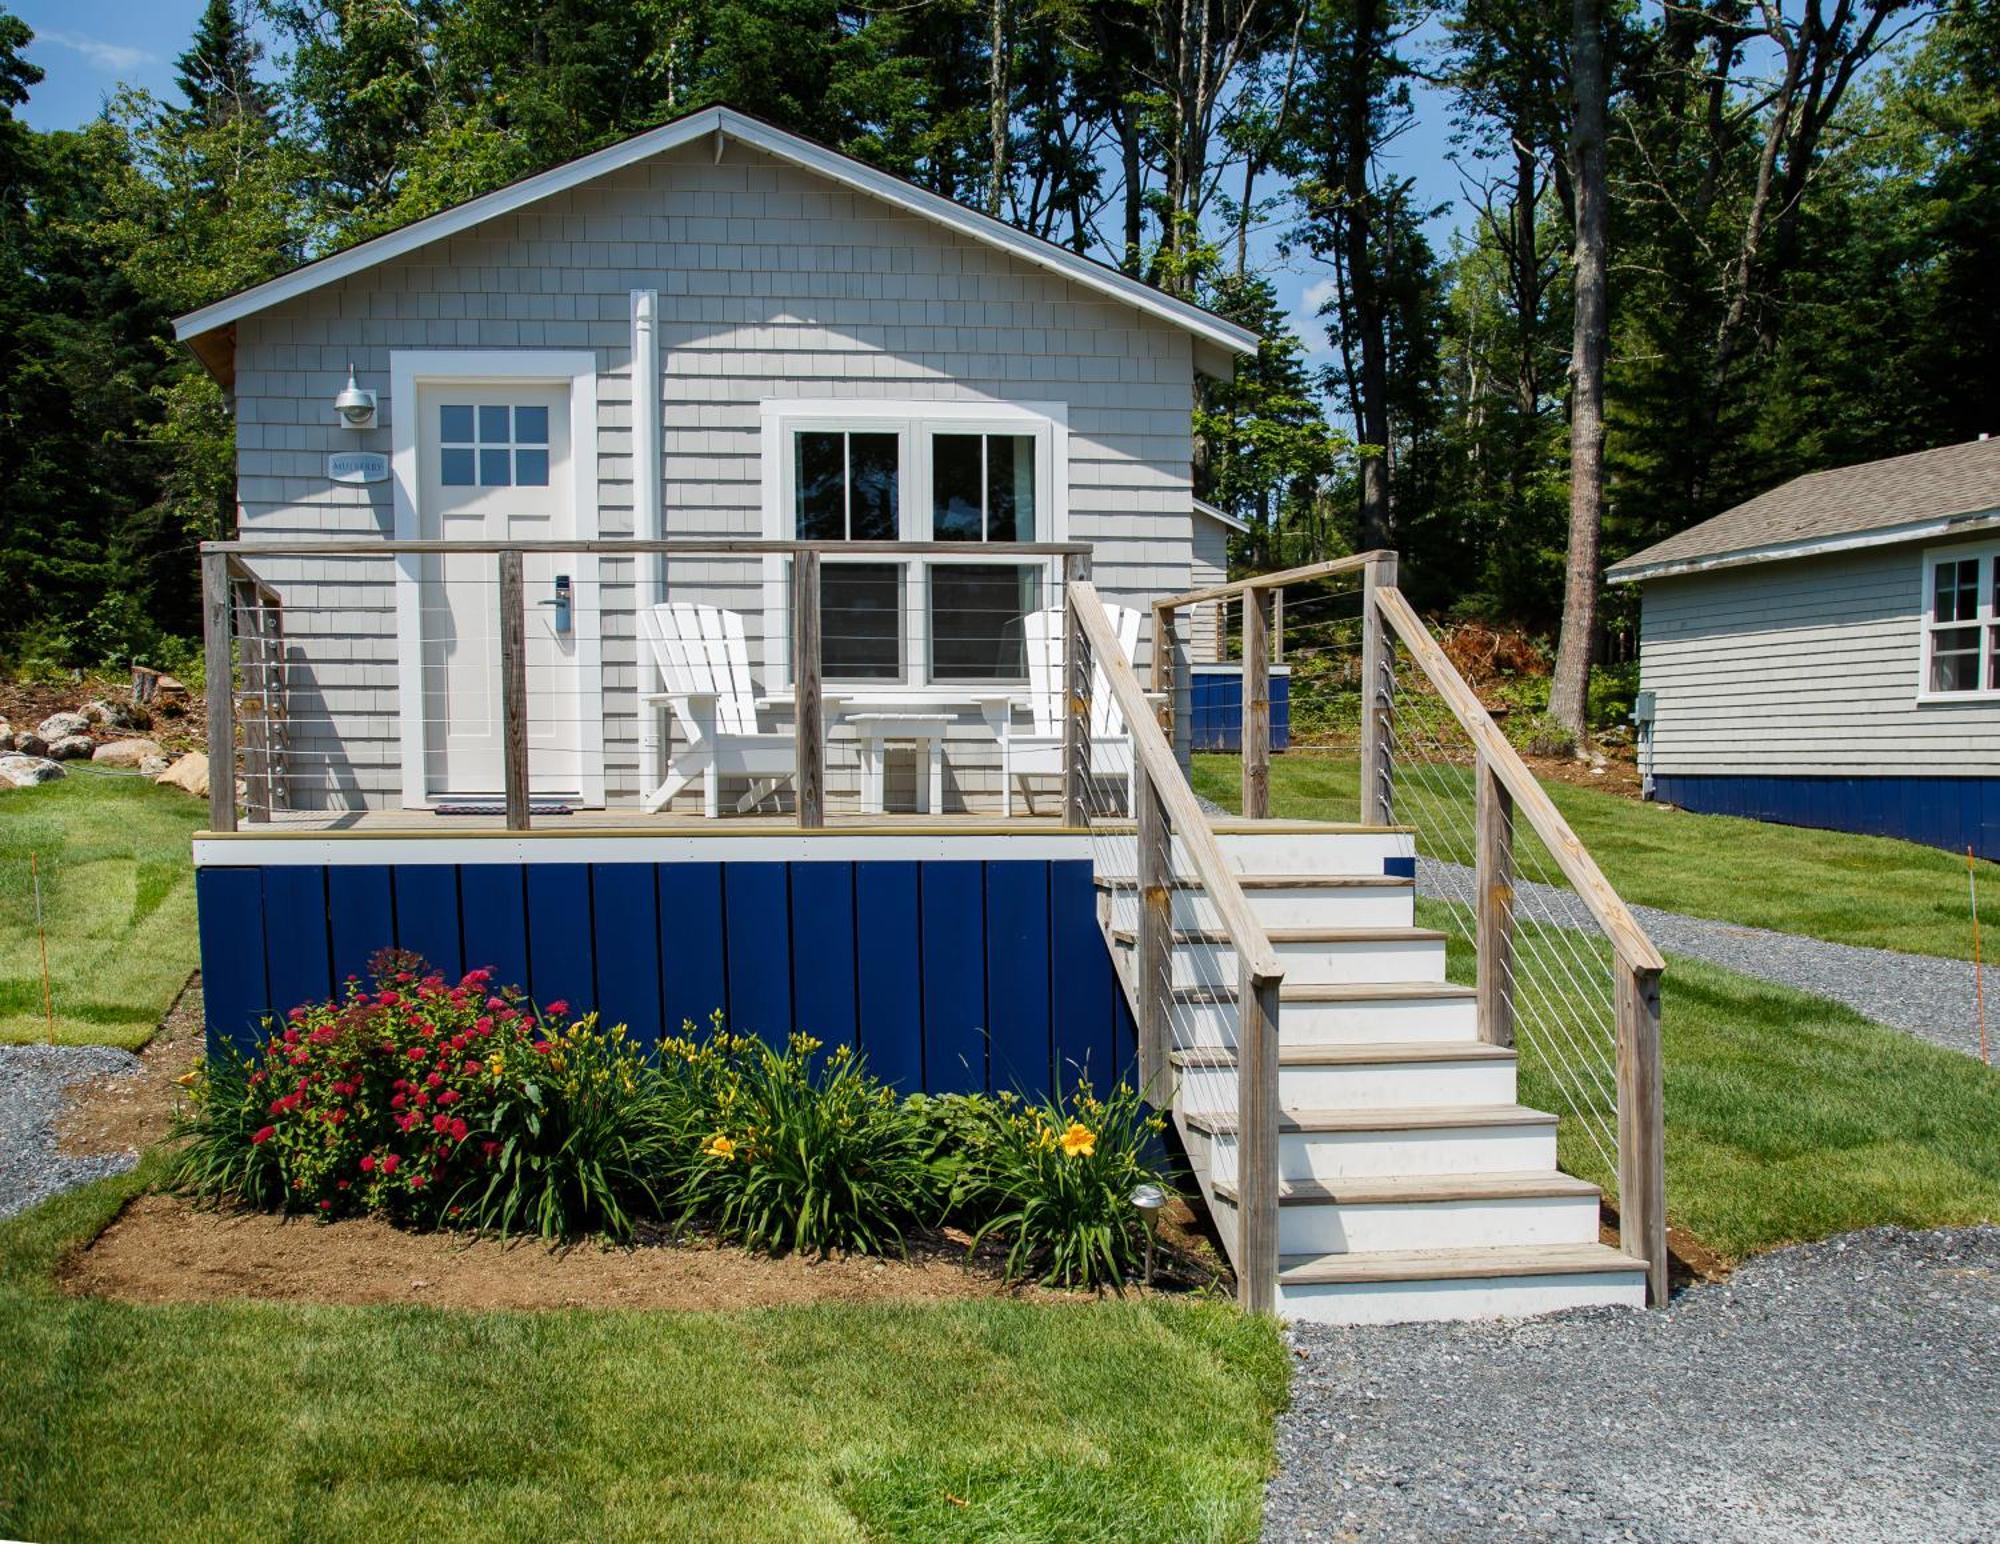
xmin=173 ymin=105 xmax=1259 ymax=367
xmin=1607 ymin=506 xmax=2000 ymax=584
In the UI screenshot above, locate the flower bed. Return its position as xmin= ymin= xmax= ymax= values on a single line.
xmin=174 ymin=953 xmax=1179 ymax=1291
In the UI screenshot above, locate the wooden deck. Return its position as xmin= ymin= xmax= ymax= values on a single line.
xmin=207 ymin=809 xmax=1393 ymax=839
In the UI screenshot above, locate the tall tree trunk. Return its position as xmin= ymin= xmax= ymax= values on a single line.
xmin=1551 ymin=0 xmax=1608 ymax=738
xmin=1120 ymin=117 xmax=1144 ymax=275
xmin=1343 ymin=0 xmax=1391 ymax=551
xmin=987 ymin=0 xmax=1007 ymax=217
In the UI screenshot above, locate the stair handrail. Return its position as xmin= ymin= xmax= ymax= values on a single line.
xmin=1068 ymin=578 xmax=1286 ymax=1313
xmin=1372 ymin=583 xmax=1668 ymax=1306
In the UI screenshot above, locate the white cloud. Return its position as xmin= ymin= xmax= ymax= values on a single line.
xmin=36 ymin=29 xmax=154 ymax=75
xmin=1287 ymin=278 xmax=1342 ymax=356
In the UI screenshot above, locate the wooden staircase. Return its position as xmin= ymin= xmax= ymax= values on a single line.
xmin=1104 ymin=821 xmax=1648 ymax=1325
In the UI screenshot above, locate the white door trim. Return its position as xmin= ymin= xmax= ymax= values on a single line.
xmin=390 ymin=350 xmax=604 ymax=807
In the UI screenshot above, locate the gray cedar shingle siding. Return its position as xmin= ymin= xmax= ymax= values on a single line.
xmin=1639 ymin=539 xmax=2000 ymax=779
xmin=231 ymin=142 xmax=1199 ymax=809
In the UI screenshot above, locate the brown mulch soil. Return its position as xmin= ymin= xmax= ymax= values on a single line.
xmin=1523 ymin=746 xmax=1645 ymax=799
xmin=0 ymin=673 xmax=206 ymax=756
xmin=59 ymin=977 xmax=206 ymax=1161
xmin=62 ymin=1193 xmax=1225 ymax=1313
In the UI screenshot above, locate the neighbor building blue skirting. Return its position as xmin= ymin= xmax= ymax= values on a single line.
xmin=1653 ymin=773 xmax=2000 ymax=861
xmin=1190 ymin=665 xmax=1291 ymax=753
xmin=194 ymin=857 xmax=1136 ymax=1101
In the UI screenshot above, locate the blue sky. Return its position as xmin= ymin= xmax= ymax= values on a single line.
xmin=10 ymin=0 xmax=1468 ymax=370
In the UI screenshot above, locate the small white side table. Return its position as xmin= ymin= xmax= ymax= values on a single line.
xmin=847 ymin=713 xmax=952 ymax=815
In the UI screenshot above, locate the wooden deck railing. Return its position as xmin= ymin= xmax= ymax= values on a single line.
xmin=1150 ymin=550 xmax=1669 ymax=1308
xmin=199 ymin=536 xmax=1090 ymax=833
xmin=1068 ymin=577 xmax=1287 ymax=1313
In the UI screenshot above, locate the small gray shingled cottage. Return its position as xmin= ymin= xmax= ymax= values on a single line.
xmin=1607 ymin=436 xmax=2000 ymax=859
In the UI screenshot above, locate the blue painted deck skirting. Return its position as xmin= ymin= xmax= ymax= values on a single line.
xmin=1654 ymin=773 xmax=2000 ymax=861
xmin=1190 ymin=665 xmax=1292 ymax=753
xmin=195 ymin=855 xmax=1136 ymax=1102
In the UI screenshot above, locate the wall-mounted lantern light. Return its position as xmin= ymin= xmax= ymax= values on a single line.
xmin=333 ymin=365 xmax=377 ymax=430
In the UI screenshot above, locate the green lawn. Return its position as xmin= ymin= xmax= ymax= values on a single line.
xmin=0 ymin=776 xmax=203 ymax=1048
xmin=1428 ymin=925 xmax=2000 ymax=1260
xmin=0 ymin=1161 xmax=1287 ymax=1543
xmin=1196 ymin=751 xmax=1999 ymax=960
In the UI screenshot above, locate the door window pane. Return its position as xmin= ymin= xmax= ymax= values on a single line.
xmin=821 ymin=562 xmax=903 ymax=680
xmin=438 ymin=401 xmax=552 ymax=489
xmin=513 ymin=405 xmax=549 ymax=444
xmin=515 ymin=448 xmax=550 ymax=486
xmin=930 ymin=564 xmax=1039 ymax=681
xmin=479 ymin=449 xmax=512 ymax=486
xmin=478 ymin=405 xmax=512 ymax=442
xmin=440 ymin=447 xmax=475 ymax=486
xmin=439 ymin=404 xmax=475 ymax=443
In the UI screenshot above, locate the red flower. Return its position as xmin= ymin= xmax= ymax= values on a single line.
xmin=408 ymin=1175 xmax=425 ymax=1190
xmin=485 ymin=997 xmax=506 ymax=1011
xmin=462 ymin=1060 xmax=482 ymax=1075
xmin=407 ymin=1046 xmax=427 ymax=1061
xmin=251 ymin=1125 xmax=275 ymax=1145
xmin=288 ymin=1007 xmax=306 ymax=1023
xmin=336 ymin=1179 xmax=350 ymax=1191
xmin=378 ymin=990 xmax=400 ymax=1006
xmin=414 ymin=1091 xmax=430 ymax=1108
xmin=390 ymin=1093 xmax=406 ymax=1109
xmin=481 ymin=1139 xmax=501 ymax=1158
xmin=532 ymin=1041 xmax=552 ymax=1055
xmin=396 ymin=1113 xmax=418 ymax=1133
xmin=545 ymin=1000 xmax=569 ymax=1017
xmin=438 ymin=1089 xmax=460 ymax=1106
xmin=425 ymin=1072 xmax=442 ymax=1089
xmin=283 ymin=1027 xmax=301 ymax=1044
xmin=448 ymin=1118 xmax=469 ymax=1142
xmin=475 ymin=1016 xmax=493 ymax=1035
xmin=318 ymin=1199 xmax=333 ymax=1211
xmin=432 ymin=1113 xmax=450 ymax=1133
xmin=380 ymin=1153 xmax=400 ymax=1175
xmin=359 ymin=1154 xmax=376 ymax=1173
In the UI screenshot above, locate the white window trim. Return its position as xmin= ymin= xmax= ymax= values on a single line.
xmin=1917 ymin=538 xmax=2000 ymax=704
xmin=757 ymin=399 xmax=1070 ymax=695
xmin=390 ymin=350 xmax=605 ymax=806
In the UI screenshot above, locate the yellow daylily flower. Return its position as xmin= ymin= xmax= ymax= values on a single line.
xmin=704 ymin=1133 xmax=737 ymax=1160
xmin=1059 ymin=1122 xmax=1096 ymax=1158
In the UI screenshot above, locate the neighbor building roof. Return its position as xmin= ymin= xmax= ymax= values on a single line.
xmin=1606 ymin=436 xmax=2000 ymax=583
xmin=173 ymin=105 xmax=1258 ymax=386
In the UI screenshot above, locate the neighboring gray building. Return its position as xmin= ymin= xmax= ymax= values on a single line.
xmin=1608 ymin=436 xmax=2000 ymax=859
xmin=172 ymin=105 xmax=1255 ymax=813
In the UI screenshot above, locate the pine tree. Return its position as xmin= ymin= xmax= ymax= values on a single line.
xmin=174 ymin=0 xmax=271 ymax=131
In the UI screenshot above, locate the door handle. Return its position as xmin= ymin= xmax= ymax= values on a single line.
xmin=536 ymin=573 xmax=573 ymax=634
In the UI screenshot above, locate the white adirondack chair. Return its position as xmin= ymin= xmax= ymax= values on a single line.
xmin=998 ymin=604 xmax=1145 ymax=817
xmin=638 ymin=603 xmax=796 ymax=817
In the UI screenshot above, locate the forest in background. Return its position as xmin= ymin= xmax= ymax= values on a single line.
xmin=0 ymin=0 xmax=1993 ymax=728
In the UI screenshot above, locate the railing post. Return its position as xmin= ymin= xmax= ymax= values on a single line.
xmin=1241 ymin=585 xmax=1271 ymax=820
xmin=497 ymin=551 xmax=530 ymax=832
xmin=200 ymin=550 xmax=236 ymax=833
xmin=1475 ymin=752 xmax=1515 ymax=1047
xmin=231 ymin=578 xmax=272 ymax=824
xmin=1237 ymin=966 xmax=1282 ymax=1315
xmin=1358 ymin=551 xmax=1399 ymax=826
xmin=1135 ymin=764 xmax=1172 ymax=1101
xmin=1062 ymin=551 xmax=1092 ymax=826
xmin=1617 ymin=961 xmax=1668 ymax=1306
xmin=792 ymin=546 xmax=825 ymax=828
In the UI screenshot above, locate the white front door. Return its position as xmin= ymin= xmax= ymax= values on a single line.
xmin=416 ymin=384 xmax=584 ymax=798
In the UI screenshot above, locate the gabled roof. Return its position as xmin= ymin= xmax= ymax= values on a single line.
xmin=173 ymin=105 xmax=1258 ymax=381
xmin=1608 ymin=437 xmax=2000 ymax=583
xmin=1193 ymin=497 xmax=1250 ymax=534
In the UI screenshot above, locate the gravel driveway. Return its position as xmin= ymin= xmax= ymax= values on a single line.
xmin=0 ymin=1045 xmax=143 ymax=1220
xmin=1420 ymin=858 xmax=1998 ymax=1058
xmin=1266 ymin=1225 xmax=2000 ymax=1541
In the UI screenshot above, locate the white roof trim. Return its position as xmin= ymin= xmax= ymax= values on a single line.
xmin=1607 ymin=507 xmax=2000 ymax=584
xmin=173 ymin=106 xmax=1259 ymax=355
xmin=1192 ymin=497 xmax=1249 ymax=533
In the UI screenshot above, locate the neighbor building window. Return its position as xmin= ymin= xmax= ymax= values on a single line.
xmin=1921 ymin=542 xmax=2000 ymax=697
xmin=771 ymin=408 xmax=1062 ymax=687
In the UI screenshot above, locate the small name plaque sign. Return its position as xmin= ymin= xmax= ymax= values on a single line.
xmin=328 ymin=451 xmax=390 ymax=484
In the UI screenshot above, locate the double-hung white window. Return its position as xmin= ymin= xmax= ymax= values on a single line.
xmin=763 ymin=403 xmax=1065 ymax=690
xmin=1920 ymin=541 xmax=2000 ymax=700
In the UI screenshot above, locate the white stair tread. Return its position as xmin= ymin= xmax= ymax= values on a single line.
xmin=1171 ymin=980 xmax=1476 ymax=1005
xmin=1173 ymin=1040 xmax=1515 ymax=1070
xmin=1185 ymin=1101 xmax=1557 ymax=1136
xmin=1213 ymin=1171 xmax=1601 ymax=1207
xmin=1095 ymin=872 xmax=1412 ymax=891
xmin=1280 ymin=1241 xmax=1645 ymax=1286
xmin=1113 ymin=926 xmax=1446 ymax=945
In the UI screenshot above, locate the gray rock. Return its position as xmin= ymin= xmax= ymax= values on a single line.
xmin=81 ymin=698 xmax=139 ymax=729
xmin=91 ymin=737 xmax=164 ymax=767
xmin=0 ymin=753 xmax=66 ymax=787
xmin=44 ymin=734 xmax=95 ymax=761
xmin=11 ymin=731 xmax=47 ymax=758
xmin=34 ymin=711 xmax=89 ymax=741
xmin=138 ymin=754 xmax=170 ymax=776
